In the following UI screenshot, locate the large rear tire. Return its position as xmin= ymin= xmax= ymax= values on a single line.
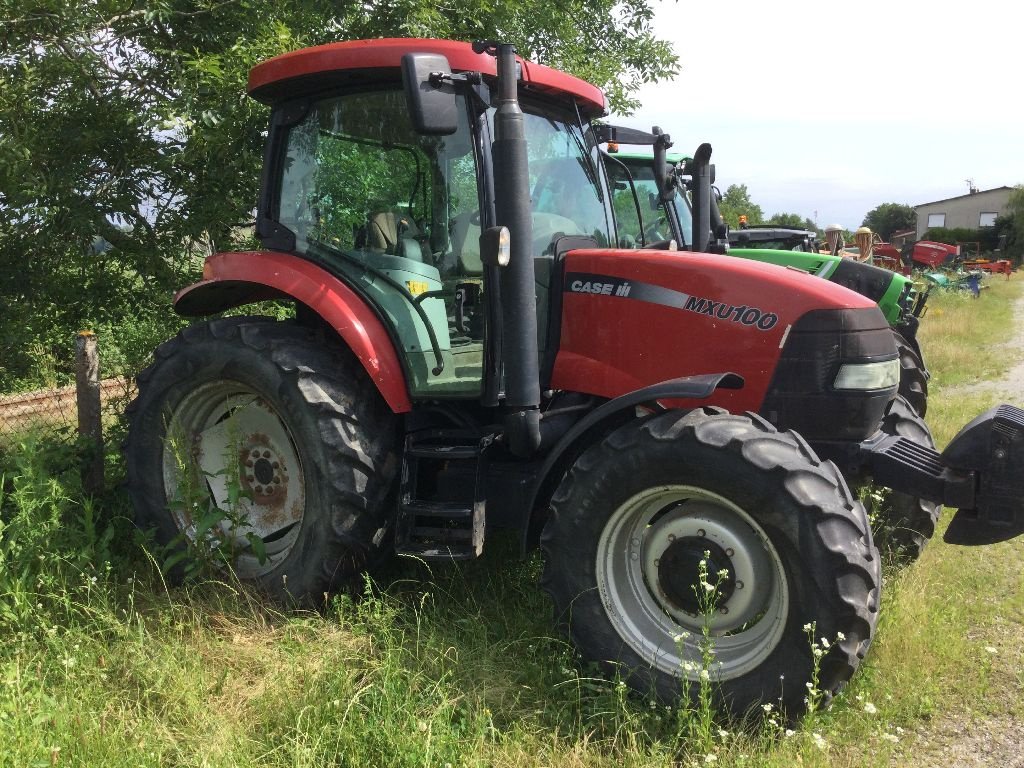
xmin=125 ymin=317 xmax=398 ymax=603
xmin=895 ymin=331 xmax=928 ymax=418
xmin=867 ymin=395 xmax=942 ymax=563
xmin=541 ymin=408 xmax=880 ymax=718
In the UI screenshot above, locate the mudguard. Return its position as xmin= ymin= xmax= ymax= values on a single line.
xmin=174 ymin=250 xmax=413 ymax=413
xmin=521 ymin=371 xmax=744 ymax=551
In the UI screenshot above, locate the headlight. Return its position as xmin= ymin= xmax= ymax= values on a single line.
xmin=833 ymin=359 xmax=900 ymax=391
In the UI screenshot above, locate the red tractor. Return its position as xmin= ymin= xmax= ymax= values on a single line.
xmin=126 ymin=39 xmax=1024 ymax=718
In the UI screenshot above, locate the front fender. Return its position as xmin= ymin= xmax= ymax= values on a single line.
xmin=175 ymin=250 xmax=413 ymax=413
xmin=521 ymin=372 xmax=744 ymax=552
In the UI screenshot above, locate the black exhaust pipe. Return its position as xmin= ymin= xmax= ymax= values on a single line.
xmin=478 ymin=42 xmax=541 ymax=456
xmin=685 ymin=143 xmax=713 ymax=253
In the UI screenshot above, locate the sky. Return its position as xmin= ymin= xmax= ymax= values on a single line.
xmin=611 ymin=0 xmax=1024 ymax=229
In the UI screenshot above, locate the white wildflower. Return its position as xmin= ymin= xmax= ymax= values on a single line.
xmin=700 ymin=669 xmax=711 ymax=682
xmin=784 ymin=729 xmax=796 ymax=738
xmin=820 ymin=637 xmax=830 ymax=649
xmin=836 ymin=632 xmax=846 ymax=641
xmin=812 ymin=732 xmax=827 ymax=750
xmin=985 ymin=646 xmax=998 ymax=654
xmin=863 ymin=702 xmax=877 ymax=715
xmin=802 ymin=622 xmax=813 ymax=632
xmin=882 ymin=733 xmax=899 ymax=743
xmin=704 ymin=755 xmax=718 ymax=764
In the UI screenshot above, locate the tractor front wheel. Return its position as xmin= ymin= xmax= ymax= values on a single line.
xmin=866 ymin=395 xmax=942 ymax=563
xmin=541 ymin=408 xmax=880 ymax=717
xmin=125 ymin=317 xmax=398 ymax=603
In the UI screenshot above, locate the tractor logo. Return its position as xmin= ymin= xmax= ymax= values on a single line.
xmin=566 ymin=272 xmax=779 ymax=332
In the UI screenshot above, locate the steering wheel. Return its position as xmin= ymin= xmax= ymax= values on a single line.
xmin=644 ymin=215 xmax=669 ymax=244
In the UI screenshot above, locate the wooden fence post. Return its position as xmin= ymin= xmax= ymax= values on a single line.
xmin=75 ymin=331 xmax=104 ymax=494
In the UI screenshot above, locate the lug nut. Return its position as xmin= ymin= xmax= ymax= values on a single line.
xmin=719 ymin=606 xmax=729 ymax=615
xmin=697 ymin=529 xmax=706 ymax=538
xmin=725 ymin=548 xmax=734 ymax=557
xmin=735 ymin=581 xmax=744 ymax=590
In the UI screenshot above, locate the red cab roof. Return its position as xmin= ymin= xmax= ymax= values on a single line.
xmin=248 ymin=38 xmax=607 ymax=115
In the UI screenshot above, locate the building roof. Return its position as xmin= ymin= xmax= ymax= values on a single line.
xmin=914 ymin=186 xmax=1013 ymax=209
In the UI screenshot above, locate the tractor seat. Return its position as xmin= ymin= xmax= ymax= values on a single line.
xmin=366 ymin=210 xmax=426 ymax=262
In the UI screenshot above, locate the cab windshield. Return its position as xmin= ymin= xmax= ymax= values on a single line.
xmin=605 ymin=154 xmax=693 ymax=249
xmin=273 ymin=87 xmax=611 ymax=399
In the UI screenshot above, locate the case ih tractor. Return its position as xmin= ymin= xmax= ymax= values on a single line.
xmin=126 ymin=39 xmax=1024 ymax=719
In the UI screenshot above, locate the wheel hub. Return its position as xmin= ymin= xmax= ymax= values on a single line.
xmin=657 ymin=537 xmax=737 ymax=614
xmin=242 ymin=442 xmax=290 ymax=500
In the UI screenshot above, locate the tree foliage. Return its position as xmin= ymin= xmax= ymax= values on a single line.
xmin=718 ymin=184 xmax=764 ymax=229
xmin=766 ymin=212 xmax=817 ymax=232
xmin=861 ymin=202 xmax=916 ymax=241
xmin=0 ymin=0 xmax=677 ymax=390
xmin=995 ymin=186 xmax=1024 ymax=259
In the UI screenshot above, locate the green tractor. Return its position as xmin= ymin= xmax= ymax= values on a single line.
xmin=601 ymin=136 xmax=930 ymax=418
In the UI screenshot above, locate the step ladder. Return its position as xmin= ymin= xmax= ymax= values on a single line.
xmin=395 ymin=429 xmax=489 ymax=560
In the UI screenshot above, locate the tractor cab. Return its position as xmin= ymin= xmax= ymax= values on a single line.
xmin=247 ymin=40 xmax=616 ymax=401
xmin=604 ymin=147 xmax=693 ymax=248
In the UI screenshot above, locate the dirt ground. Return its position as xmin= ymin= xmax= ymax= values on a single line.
xmin=893 ymin=287 xmax=1024 ymax=768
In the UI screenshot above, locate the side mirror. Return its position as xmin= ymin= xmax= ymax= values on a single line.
xmin=401 ymin=53 xmax=458 ymax=135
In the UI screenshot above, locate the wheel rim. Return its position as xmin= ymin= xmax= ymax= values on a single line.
xmin=596 ymin=485 xmax=789 ymax=681
xmin=162 ymin=380 xmax=305 ymax=578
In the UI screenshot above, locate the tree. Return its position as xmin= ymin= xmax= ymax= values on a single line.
xmin=0 ymin=0 xmax=678 ymax=389
xmin=994 ymin=186 xmax=1024 ymax=261
xmin=861 ymin=203 xmax=916 ymax=241
xmin=767 ymin=212 xmax=817 ymax=232
xmin=718 ymin=184 xmax=764 ymax=229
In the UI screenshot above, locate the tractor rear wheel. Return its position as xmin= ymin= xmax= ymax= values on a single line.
xmin=541 ymin=408 xmax=880 ymax=718
xmin=895 ymin=332 xmax=928 ymax=418
xmin=125 ymin=316 xmax=398 ymax=603
xmin=867 ymin=395 xmax=942 ymax=563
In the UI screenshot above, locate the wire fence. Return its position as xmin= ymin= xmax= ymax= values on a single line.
xmin=0 ymin=377 xmax=133 ymax=440
xmin=0 ymin=333 xmax=134 ymax=493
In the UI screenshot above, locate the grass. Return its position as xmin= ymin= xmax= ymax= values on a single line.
xmin=914 ymin=277 xmax=1022 ymax=393
xmin=1 ymin=273 xmax=1023 ymax=766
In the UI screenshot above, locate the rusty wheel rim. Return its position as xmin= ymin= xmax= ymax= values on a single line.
xmin=162 ymin=381 xmax=305 ymax=578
